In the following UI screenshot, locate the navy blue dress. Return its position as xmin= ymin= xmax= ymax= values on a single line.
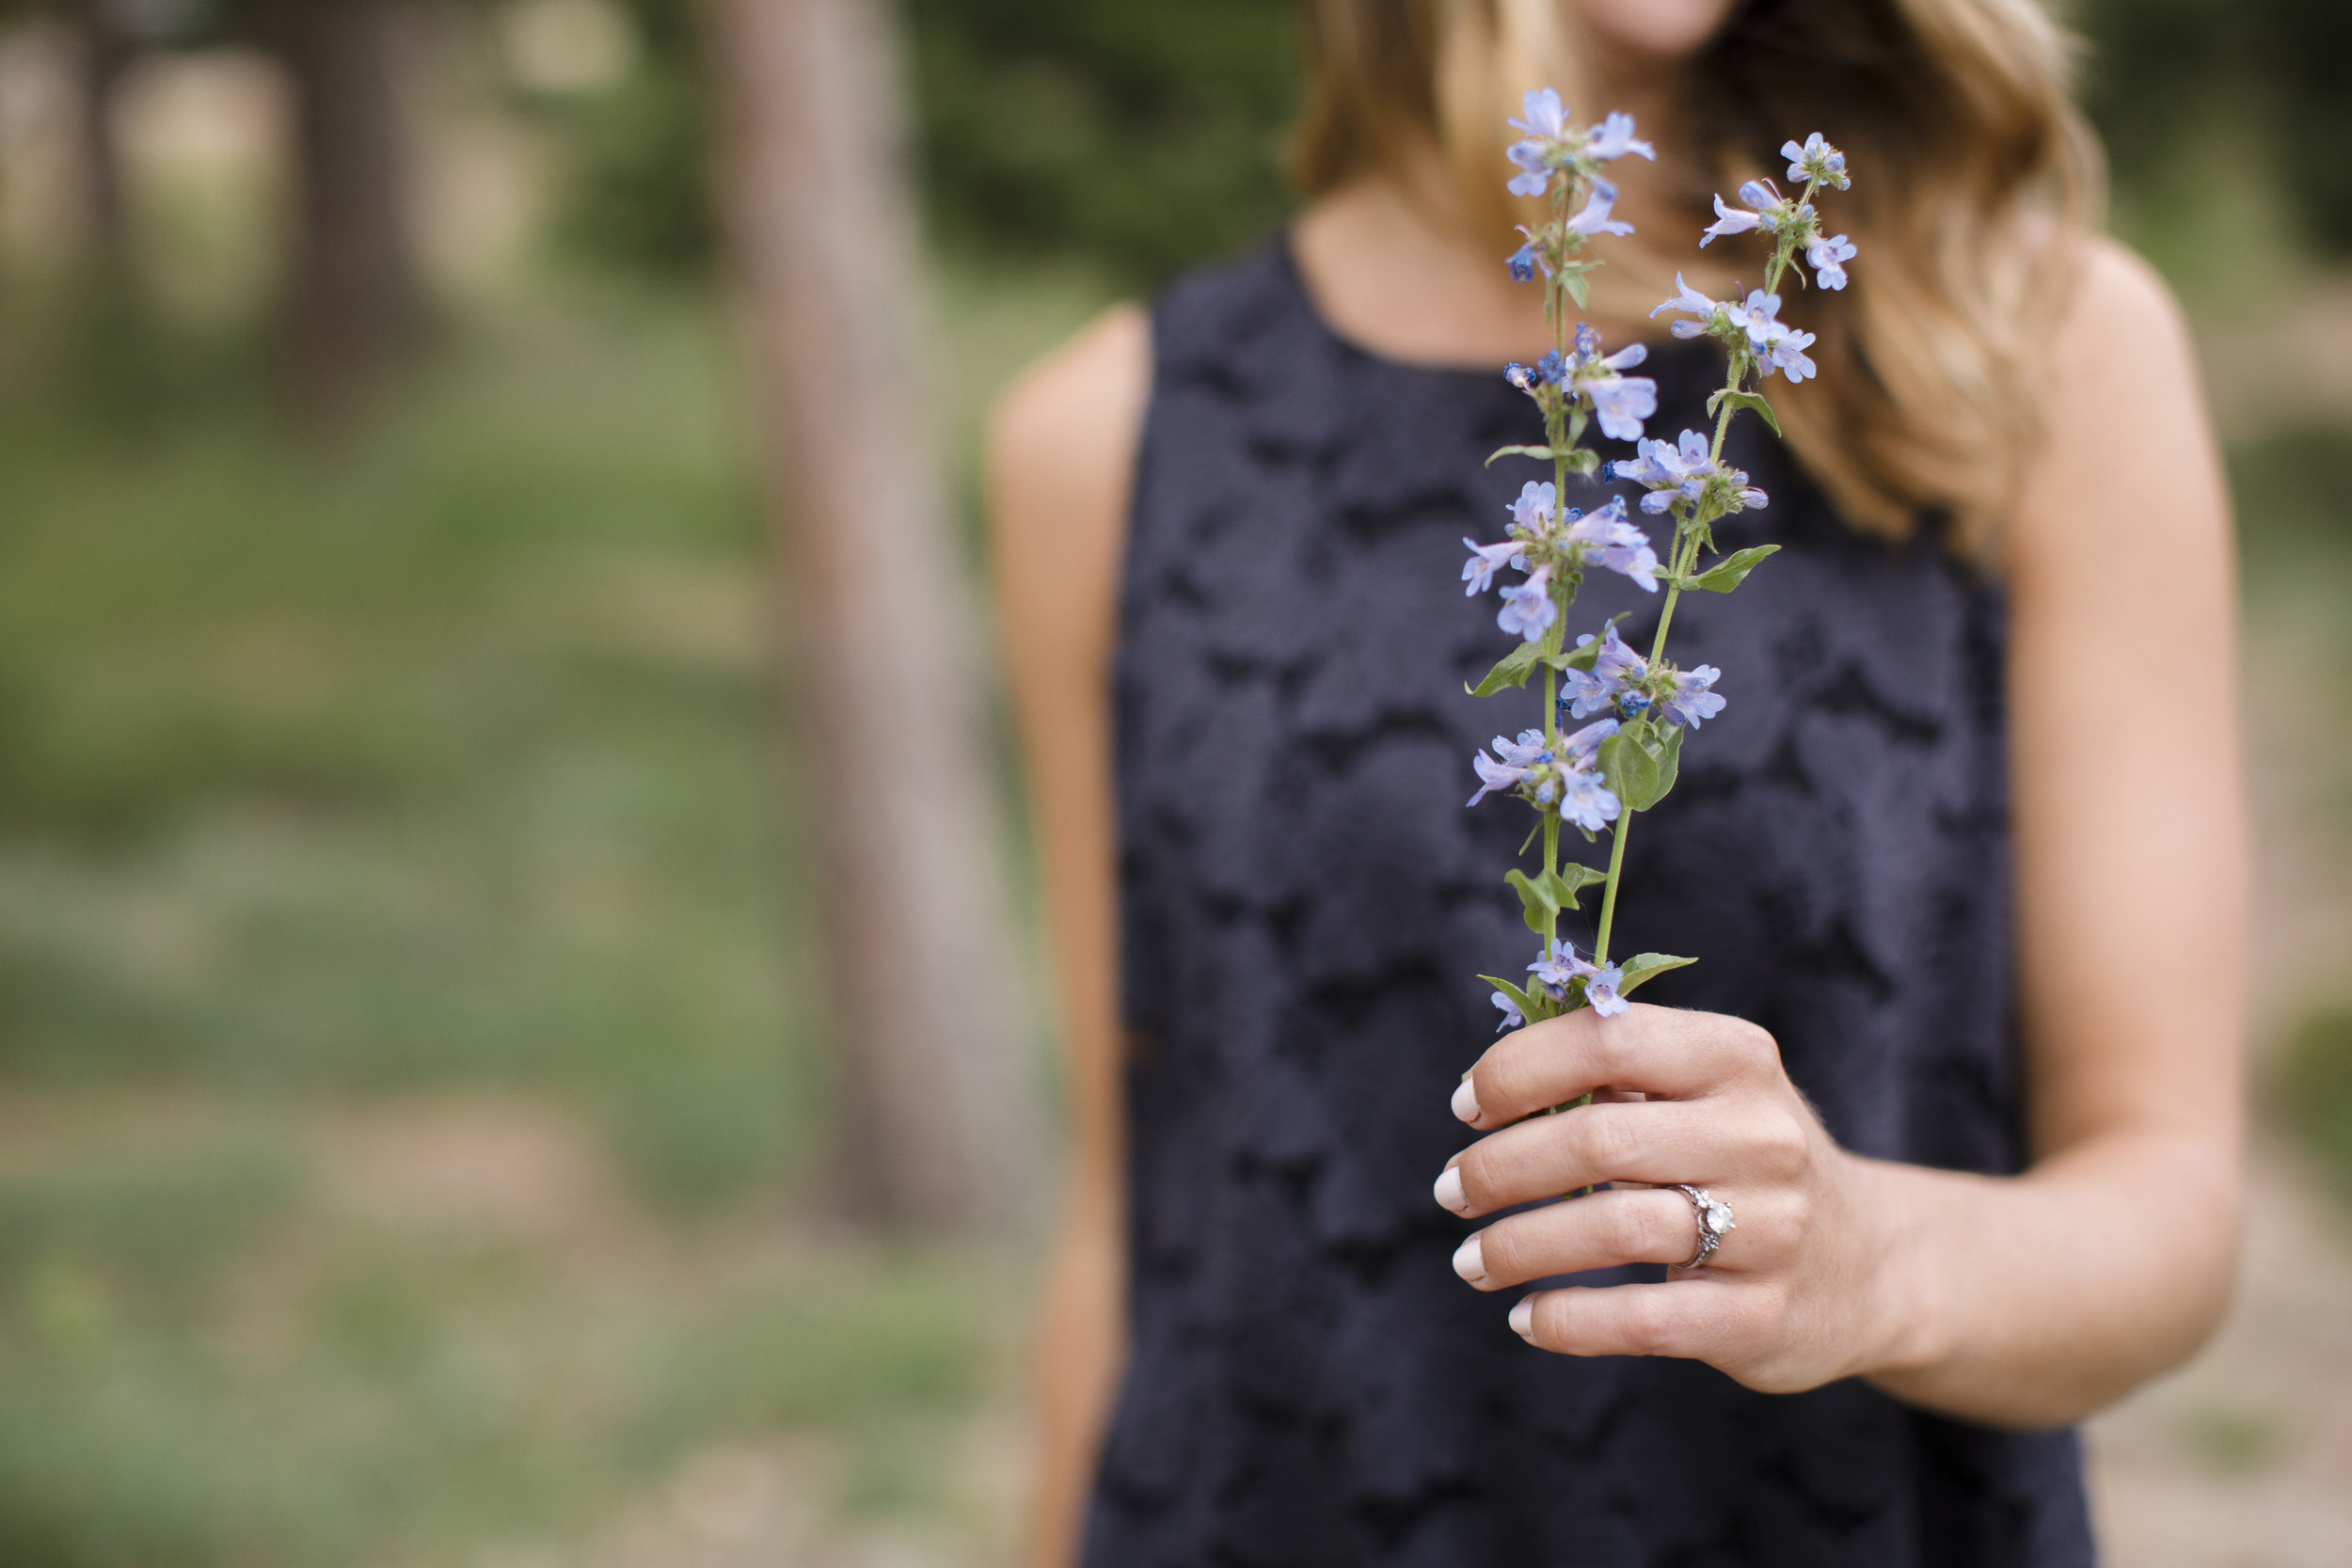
xmin=1089 ymin=243 xmax=2096 ymax=1567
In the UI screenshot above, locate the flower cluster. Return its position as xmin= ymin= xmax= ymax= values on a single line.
xmin=1467 ymin=718 xmax=1621 ymax=833
xmin=1457 ymin=103 xmax=1856 ymax=1040
xmin=1613 ymin=429 xmax=1771 ymax=517
xmin=1461 ymin=483 xmax=1661 ymax=643
xmin=1559 ymin=625 xmax=1727 ymax=731
xmin=1504 ymin=91 xmax=1655 ymax=199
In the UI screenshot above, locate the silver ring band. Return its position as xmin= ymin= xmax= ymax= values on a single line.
xmin=1673 ymin=1184 xmax=1736 ymax=1269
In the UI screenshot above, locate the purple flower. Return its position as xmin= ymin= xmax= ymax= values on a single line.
xmin=1649 ymin=273 xmax=1726 ymax=340
xmin=1562 ymin=495 xmax=1661 ymax=592
xmin=1492 ymin=990 xmax=1526 ymax=1032
xmin=1700 ymin=191 xmax=1762 ymax=247
xmin=1460 ymin=537 xmax=1521 ymax=595
xmin=1564 ymin=180 xmax=1634 ymax=242
xmin=1660 ymin=664 xmax=1726 ymax=728
xmin=1534 ymin=349 xmax=1566 ymax=385
xmin=1555 ymin=770 xmax=1621 ymax=834
xmin=1559 ymin=715 xmax=1618 ymax=768
xmin=1510 ymin=480 xmax=1556 ymax=534
xmin=1505 ymin=87 xmax=1571 ymax=198
xmin=1467 ymin=729 xmax=1546 ymax=806
xmin=1782 ymin=133 xmax=1851 ymax=191
xmin=1496 ymin=563 xmax=1556 ymax=641
xmin=1805 ymin=232 xmax=1856 ymax=291
xmin=1736 ymin=290 xmax=1791 ymax=352
xmin=1564 ymin=325 xmax=1656 ymax=442
xmin=1584 ymin=111 xmax=1655 ymax=164
xmin=1561 ymin=624 xmax=1647 ymax=719
xmin=1504 ymin=360 xmax=1536 ymax=389
xmin=1529 ymin=939 xmax=1629 ymax=1017
xmin=1612 ymin=428 xmax=1718 ymax=515
xmin=1506 ymin=243 xmax=1540 ymax=282
xmin=1764 ymin=326 xmax=1818 ymax=383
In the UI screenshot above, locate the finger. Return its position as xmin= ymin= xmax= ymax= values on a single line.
xmin=1455 ymin=1005 xmax=1776 ymax=1130
xmin=1437 ymin=1099 xmax=1723 ymax=1216
xmin=1509 ymin=1278 xmax=1770 ymax=1362
xmin=1450 ymin=1186 xmax=1697 ymax=1291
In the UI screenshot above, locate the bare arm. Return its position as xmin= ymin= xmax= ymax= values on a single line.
xmin=985 ymin=304 xmax=1151 ymax=1567
xmin=1438 ymin=238 xmax=2247 ymax=1426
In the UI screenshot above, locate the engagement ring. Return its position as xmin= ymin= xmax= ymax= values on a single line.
xmin=1673 ymin=1184 xmax=1736 ymax=1269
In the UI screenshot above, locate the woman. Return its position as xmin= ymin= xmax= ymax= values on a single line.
xmin=989 ymin=0 xmax=2245 ymax=1562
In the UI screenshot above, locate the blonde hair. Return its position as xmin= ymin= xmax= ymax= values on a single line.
xmin=1294 ymin=0 xmax=2104 ymax=556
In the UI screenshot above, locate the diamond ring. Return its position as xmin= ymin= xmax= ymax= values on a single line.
xmin=1672 ymin=1184 xmax=1736 ymax=1269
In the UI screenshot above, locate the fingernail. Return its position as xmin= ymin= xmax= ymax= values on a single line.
xmin=1509 ymin=1298 xmax=1534 ymax=1338
xmin=1432 ymin=1165 xmax=1470 ymax=1215
xmin=1451 ymin=1076 xmax=1482 ymax=1124
xmin=1452 ymin=1233 xmax=1486 ymax=1284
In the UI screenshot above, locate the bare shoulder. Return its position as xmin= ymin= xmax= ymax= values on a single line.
xmin=2014 ymin=235 xmax=2224 ymax=580
xmin=986 ymin=304 xmax=1152 ymax=577
xmin=2050 ymin=235 xmax=2195 ymax=372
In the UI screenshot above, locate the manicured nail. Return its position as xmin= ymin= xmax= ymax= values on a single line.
xmin=1509 ymin=1298 xmax=1534 ymax=1338
xmin=1451 ymin=1077 xmax=1482 ymax=1124
xmin=1433 ymin=1165 xmax=1470 ymax=1215
xmin=1452 ymin=1233 xmax=1486 ymax=1284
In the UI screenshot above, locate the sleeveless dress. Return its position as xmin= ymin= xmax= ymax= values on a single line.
xmin=1089 ymin=243 xmax=2097 ymax=1568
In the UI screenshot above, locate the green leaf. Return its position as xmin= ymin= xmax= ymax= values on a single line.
xmin=1485 ymin=444 xmax=1555 ymax=467
xmin=1705 ymin=387 xmax=1784 ymax=436
xmin=1615 ymin=953 xmax=1698 ymax=996
xmin=1562 ymin=447 xmax=1601 ymax=476
xmin=1505 ymin=863 xmax=1612 ymax=934
xmin=1678 ymin=544 xmax=1781 ymax=594
xmin=1479 ymin=974 xmax=1542 ymax=1022
xmin=1564 ymin=268 xmax=1590 ymax=309
xmin=1597 ymin=717 xmax=1683 ymax=813
xmin=1468 ymin=640 xmax=1544 ymax=697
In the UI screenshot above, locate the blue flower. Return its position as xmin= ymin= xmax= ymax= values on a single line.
xmin=1496 ymin=563 xmax=1557 ymax=641
xmin=1561 ymin=625 xmax=1647 ymax=718
xmin=1492 ymin=990 xmax=1526 ymax=1032
xmin=1763 ymin=325 xmax=1818 ymax=383
xmin=1562 ymin=496 xmax=1661 ymax=592
xmin=1534 ymin=349 xmax=1566 ymax=386
xmin=1649 ymin=273 xmax=1727 ymax=341
xmin=1467 ymin=729 xmax=1545 ymax=806
xmin=1506 ymin=243 xmax=1541 ymax=282
xmin=1559 ymin=715 xmax=1618 ymax=769
xmin=1529 ymin=939 xmax=1629 ymax=1017
xmin=1460 ymin=537 xmax=1522 ymax=595
xmin=1805 ymin=232 xmax=1856 ymax=291
xmin=1612 ymin=429 xmax=1718 ymax=515
xmin=1564 ymin=180 xmax=1635 ymax=242
xmin=1563 ymin=326 xmax=1656 ymax=443
xmin=1504 ymin=87 xmax=1571 ymax=198
xmin=1510 ymin=480 xmax=1556 ymax=534
xmin=1660 ymin=664 xmax=1726 ymax=728
xmin=1735 ymin=290 xmax=1791 ymax=352
xmin=1555 ymin=770 xmax=1621 ymax=834
xmin=1782 ymin=133 xmax=1851 ymax=191
xmin=1584 ymin=111 xmax=1656 ymax=164
xmin=1700 ymin=191 xmax=1762 ymax=247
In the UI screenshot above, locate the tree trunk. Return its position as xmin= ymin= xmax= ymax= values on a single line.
xmin=702 ymin=0 xmax=1039 ymax=1228
xmin=70 ymin=0 xmax=132 ymax=265
xmin=267 ymin=0 xmax=415 ymax=425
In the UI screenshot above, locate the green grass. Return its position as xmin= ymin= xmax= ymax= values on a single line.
xmin=0 ymin=259 xmax=1106 ymax=1564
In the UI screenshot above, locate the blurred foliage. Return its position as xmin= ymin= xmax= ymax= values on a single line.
xmin=0 ymin=281 xmax=808 ymax=1212
xmin=2282 ymin=1009 xmax=2352 ymax=1212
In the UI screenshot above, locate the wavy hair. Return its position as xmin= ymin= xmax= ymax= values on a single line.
xmin=1293 ymin=0 xmax=2104 ymax=556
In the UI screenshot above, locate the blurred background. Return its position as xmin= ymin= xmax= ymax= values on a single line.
xmin=0 ymin=1 xmax=2343 ymax=1563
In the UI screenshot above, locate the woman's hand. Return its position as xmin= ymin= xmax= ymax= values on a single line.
xmin=1435 ymin=1003 xmax=1917 ymax=1394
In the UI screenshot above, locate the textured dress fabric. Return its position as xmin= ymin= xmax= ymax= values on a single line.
xmin=1089 ymin=243 xmax=2096 ymax=1568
